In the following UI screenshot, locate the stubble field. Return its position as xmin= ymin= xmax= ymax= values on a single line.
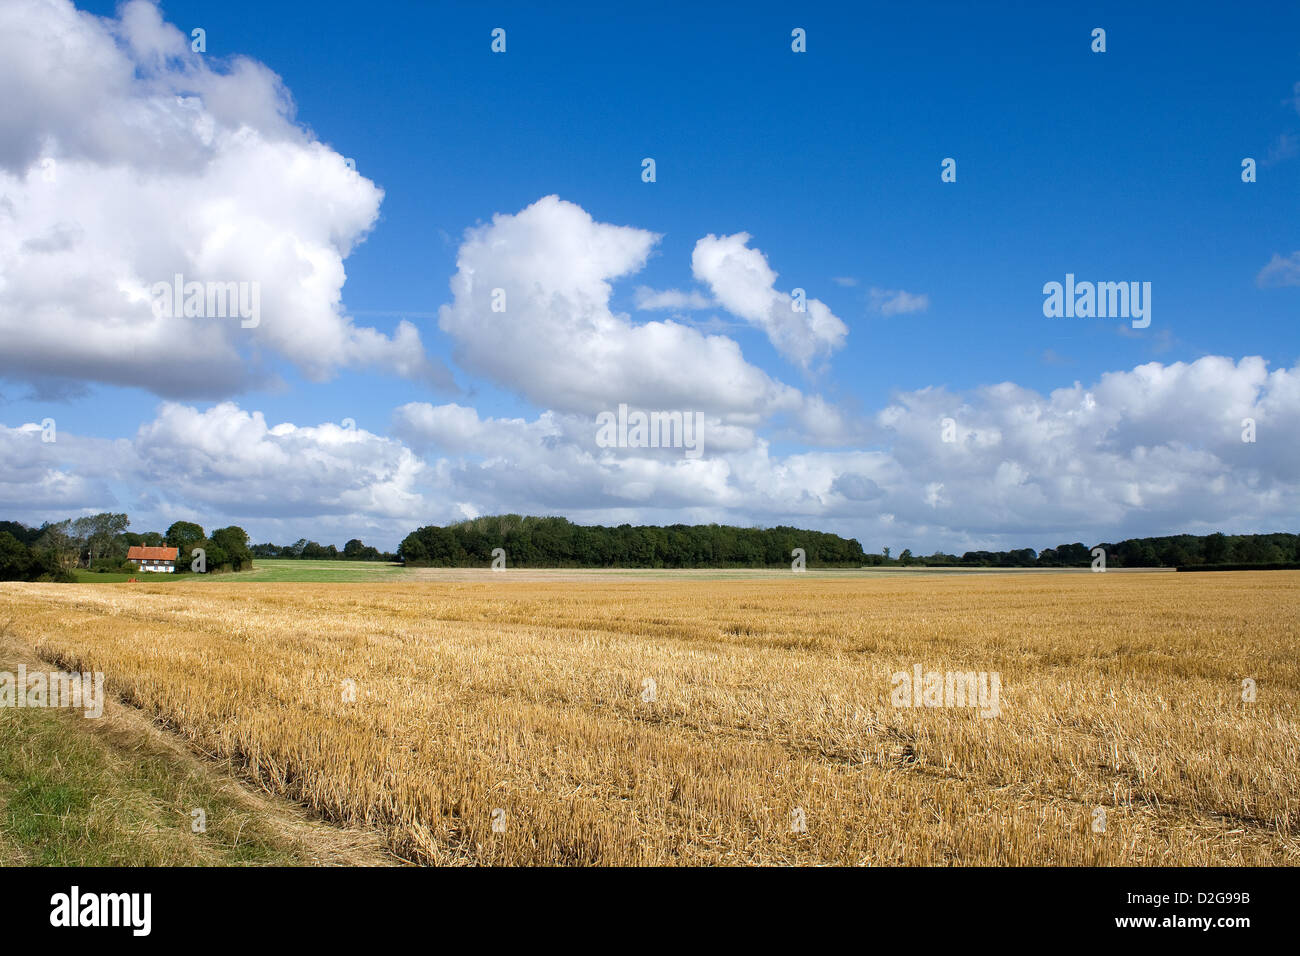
xmin=1 ymin=569 xmax=1296 ymax=865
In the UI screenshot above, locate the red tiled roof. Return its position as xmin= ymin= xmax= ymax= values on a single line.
xmin=127 ymin=546 xmax=179 ymax=561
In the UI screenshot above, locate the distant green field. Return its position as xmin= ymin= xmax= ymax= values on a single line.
xmin=222 ymin=559 xmax=408 ymax=582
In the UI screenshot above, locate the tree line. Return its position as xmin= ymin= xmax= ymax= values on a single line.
xmin=399 ymin=518 xmax=1299 ymax=570
xmin=4 ymin=511 xmax=1295 ymax=581
xmin=868 ymin=532 xmax=1300 ymax=568
xmin=398 ymin=515 xmax=867 ymax=568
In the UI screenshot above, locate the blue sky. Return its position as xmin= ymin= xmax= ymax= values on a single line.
xmin=2 ymin=0 xmax=1298 ymax=551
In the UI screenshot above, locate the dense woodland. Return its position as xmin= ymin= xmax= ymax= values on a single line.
xmin=399 ymin=515 xmax=866 ymax=568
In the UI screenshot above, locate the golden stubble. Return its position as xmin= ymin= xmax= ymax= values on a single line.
xmin=1 ymin=570 xmax=1296 ymax=865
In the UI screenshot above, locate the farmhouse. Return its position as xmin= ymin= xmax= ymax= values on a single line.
xmin=126 ymin=545 xmax=179 ymax=573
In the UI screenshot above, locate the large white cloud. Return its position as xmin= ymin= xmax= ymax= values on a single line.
xmin=0 ymin=0 xmax=449 ymax=398
xmin=436 ymin=195 xmax=807 ymax=419
xmin=132 ymin=402 xmax=429 ymax=525
xmin=0 ymin=402 xmax=427 ymax=546
xmin=869 ymin=356 xmax=1300 ymax=540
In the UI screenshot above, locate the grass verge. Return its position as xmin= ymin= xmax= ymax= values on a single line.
xmin=0 ymin=639 xmax=395 ymax=866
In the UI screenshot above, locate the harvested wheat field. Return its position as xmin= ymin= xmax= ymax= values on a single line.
xmin=1 ymin=570 xmax=1297 ymax=865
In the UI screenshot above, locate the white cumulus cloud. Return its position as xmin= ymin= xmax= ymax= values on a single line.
xmin=691 ymin=232 xmax=848 ymax=368
xmin=0 ymin=0 xmax=449 ymax=398
xmin=6 ymin=356 xmax=1299 ymax=552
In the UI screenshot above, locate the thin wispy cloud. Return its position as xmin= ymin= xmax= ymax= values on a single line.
xmin=633 ymin=287 xmax=714 ymax=311
xmin=1256 ymin=252 xmax=1300 ymax=288
xmin=869 ymin=287 xmax=930 ymax=316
